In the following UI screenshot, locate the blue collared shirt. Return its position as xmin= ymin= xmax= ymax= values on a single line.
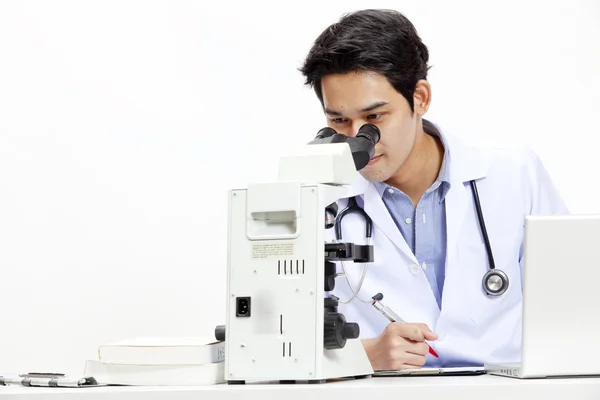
xmin=373 ymin=130 xmax=451 ymax=308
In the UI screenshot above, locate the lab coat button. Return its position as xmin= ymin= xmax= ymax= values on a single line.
xmin=409 ymin=264 xmax=420 ymax=275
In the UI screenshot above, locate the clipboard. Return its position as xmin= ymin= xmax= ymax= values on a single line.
xmin=373 ymin=366 xmax=486 ymax=377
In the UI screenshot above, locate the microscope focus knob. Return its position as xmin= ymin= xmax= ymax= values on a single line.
xmin=324 ymin=297 xmax=339 ymax=309
xmin=323 ymin=312 xmax=360 ymax=349
xmin=324 ymin=275 xmax=336 ymax=291
xmin=342 ymin=322 xmax=360 ymax=339
xmin=324 ymin=262 xmax=336 ymax=292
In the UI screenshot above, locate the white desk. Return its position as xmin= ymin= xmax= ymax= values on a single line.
xmin=2 ymin=375 xmax=600 ymax=400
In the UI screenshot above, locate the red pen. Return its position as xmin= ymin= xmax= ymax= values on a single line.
xmin=370 ymin=293 xmax=439 ymax=358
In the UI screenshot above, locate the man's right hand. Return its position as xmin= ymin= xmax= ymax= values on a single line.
xmin=361 ymin=322 xmax=438 ymax=371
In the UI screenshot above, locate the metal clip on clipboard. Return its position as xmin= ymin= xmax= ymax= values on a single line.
xmin=0 ymin=372 xmax=100 ymax=387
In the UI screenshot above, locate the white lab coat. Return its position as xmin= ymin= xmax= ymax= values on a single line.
xmin=327 ymin=131 xmax=568 ymax=367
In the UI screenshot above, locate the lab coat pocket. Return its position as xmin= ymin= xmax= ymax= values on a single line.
xmin=456 ymin=237 xmax=522 ymax=328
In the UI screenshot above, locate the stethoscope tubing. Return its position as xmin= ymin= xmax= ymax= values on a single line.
xmin=333 ymin=179 xmax=508 ymax=296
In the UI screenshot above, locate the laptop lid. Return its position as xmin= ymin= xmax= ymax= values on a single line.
xmin=520 ymin=215 xmax=600 ymax=377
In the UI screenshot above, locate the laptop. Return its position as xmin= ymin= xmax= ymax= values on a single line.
xmin=486 ymin=215 xmax=600 ymax=378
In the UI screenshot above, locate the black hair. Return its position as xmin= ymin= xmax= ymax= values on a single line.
xmin=299 ymin=9 xmax=430 ymax=112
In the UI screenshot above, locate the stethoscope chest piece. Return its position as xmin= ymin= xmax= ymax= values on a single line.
xmin=482 ymin=269 xmax=509 ymax=296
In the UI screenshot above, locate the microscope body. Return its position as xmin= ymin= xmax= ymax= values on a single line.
xmin=224 ymin=126 xmax=379 ymax=384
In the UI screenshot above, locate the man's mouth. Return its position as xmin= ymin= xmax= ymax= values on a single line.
xmin=368 ymin=154 xmax=382 ymax=165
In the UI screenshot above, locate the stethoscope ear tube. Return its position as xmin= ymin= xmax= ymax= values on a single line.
xmin=335 ymin=196 xmax=373 ymax=241
xmin=470 ymin=180 xmax=495 ymax=270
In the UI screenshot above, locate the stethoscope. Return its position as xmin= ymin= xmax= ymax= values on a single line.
xmin=334 ymin=180 xmax=509 ymax=297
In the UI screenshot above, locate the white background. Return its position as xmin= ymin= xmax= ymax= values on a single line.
xmin=0 ymin=0 xmax=598 ymax=375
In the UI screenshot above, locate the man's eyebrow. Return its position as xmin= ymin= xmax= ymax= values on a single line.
xmin=324 ymin=107 xmax=343 ymax=116
xmin=361 ymin=101 xmax=389 ymax=112
xmin=324 ymin=101 xmax=389 ymax=116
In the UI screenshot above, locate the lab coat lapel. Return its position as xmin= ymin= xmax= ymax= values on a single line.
xmin=444 ymin=178 xmax=469 ymax=259
xmin=337 ymin=174 xmax=416 ymax=261
xmin=363 ymin=183 xmax=418 ymax=264
xmin=443 ymin=133 xmax=491 ymax=263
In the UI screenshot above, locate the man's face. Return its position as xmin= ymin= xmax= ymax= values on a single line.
xmin=320 ymin=71 xmax=418 ymax=183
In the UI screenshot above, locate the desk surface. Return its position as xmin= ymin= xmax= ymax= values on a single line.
xmin=2 ymin=375 xmax=600 ymax=400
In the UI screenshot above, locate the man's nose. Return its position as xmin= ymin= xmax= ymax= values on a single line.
xmin=350 ymin=121 xmax=367 ymax=137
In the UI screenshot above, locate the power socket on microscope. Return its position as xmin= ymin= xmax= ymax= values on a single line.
xmin=235 ymin=297 xmax=251 ymax=317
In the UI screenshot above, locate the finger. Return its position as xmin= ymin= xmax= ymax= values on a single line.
xmin=405 ymin=341 xmax=430 ymax=356
xmin=398 ymin=352 xmax=426 ymax=367
xmin=394 ymin=324 xmax=425 ymax=342
xmin=416 ymin=323 xmax=439 ymax=341
xmin=422 ymin=330 xmax=438 ymax=341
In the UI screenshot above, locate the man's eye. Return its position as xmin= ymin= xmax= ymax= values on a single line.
xmin=367 ymin=114 xmax=382 ymax=121
xmin=331 ymin=118 xmax=346 ymax=124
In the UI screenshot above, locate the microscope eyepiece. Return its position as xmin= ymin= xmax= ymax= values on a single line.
xmin=315 ymin=127 xmax=337 ymax=139
xmin=356 ymin=123 xmax=381 ymax=146
xmin=308 ymin=124 xmax=381 ymax=171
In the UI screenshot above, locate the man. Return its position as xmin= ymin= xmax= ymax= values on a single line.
xmin=300 ymin=9 xmax=567 ymax=370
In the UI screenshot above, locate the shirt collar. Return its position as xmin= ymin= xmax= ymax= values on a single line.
xmin=373 ymin=121 xmax=451 ymax=202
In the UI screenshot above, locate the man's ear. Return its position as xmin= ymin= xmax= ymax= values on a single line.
xmin=413 ymin=80 xmax=431 ymax=116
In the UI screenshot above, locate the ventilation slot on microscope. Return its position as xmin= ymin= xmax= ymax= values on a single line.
xmin=280 ymin=315 xmax=292 ymax=357
xmin=282 ymin=341 xmax=292 ymax=357
xmin=277 ymin=260 xmax=305 ymax=275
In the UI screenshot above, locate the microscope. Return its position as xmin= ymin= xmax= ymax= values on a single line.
xmin=222 ymin=124 xmax=380 ymax=384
